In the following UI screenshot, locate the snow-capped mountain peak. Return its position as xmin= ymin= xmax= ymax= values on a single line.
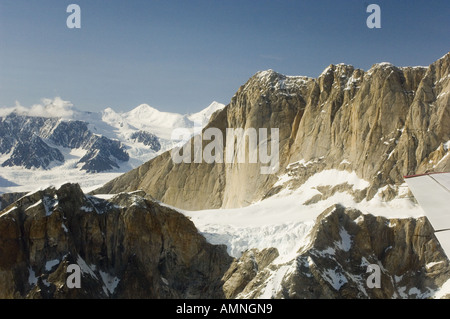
xmin=118 ymin=101 xmax=225 ymax=140
xmin=188 ymin=101 xmax=225 ymax=125
xmin=126 ymin=103 xmax=160 ymax=117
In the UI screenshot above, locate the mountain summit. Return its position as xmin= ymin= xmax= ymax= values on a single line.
xmin=95 ymin=52 xmax=450 ymax=210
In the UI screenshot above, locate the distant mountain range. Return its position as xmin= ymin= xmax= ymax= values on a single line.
xmin=0 ymin=101 xmax=225 ymax=193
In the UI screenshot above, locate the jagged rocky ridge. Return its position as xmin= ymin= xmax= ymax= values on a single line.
xmin=94 ymin=52 xmax=450 ymax=210
xmin=0 ymin=184 xmax=448 ymax=298
xmin=0 ymin=114 xmax=162 ymax=172
xmin=0 ymin=183 xmax=232 ymax=298
xmin=3 ymin=134 xmax=65 ymax=169
xmin=130 ymin=130 xmax=161 ymax=150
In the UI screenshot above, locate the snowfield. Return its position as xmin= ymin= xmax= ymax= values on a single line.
xmin=176 ymin=170 xmax=426 ymax=261
xmin=160 ymin=169 xmax=450 ymax=298
xmin=0 ymin=161 xmax=125 ymax=195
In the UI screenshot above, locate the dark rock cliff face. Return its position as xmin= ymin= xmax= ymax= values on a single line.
xmin=130 ymin=130 xmax=161 ymax=151
xmin=48 ymin=120 xmax=92 ymax=149
xmin=2 ymin=135 xmax=64 ymax=169
xmin=0 ymin=192 xmax=27 ymax=211
xmin=78 ymin=136 xmax=130 ymax=173
xmin=94 ymin=52 xmax=450 ymax=210
xmin=0 ymin=183 xmax=232 ymax=298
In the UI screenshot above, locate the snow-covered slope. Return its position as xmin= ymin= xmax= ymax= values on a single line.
xmin=176 ymin=169 xmax=426 ymax=261
xmin=160 ymin=168 xmax=449 ymax=299
xmin=123 ymin=104 xmax=190 ymax=140
xmin=187 ymin=101 xmax=226 ymax=125
xmin=101 ymin=101 xmax=225 ymax=140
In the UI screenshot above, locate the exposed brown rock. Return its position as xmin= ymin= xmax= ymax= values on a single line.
xmin=0 ymin=183 xmax=232 ymax=299
xmin=222 ymin=247 xmax=279 ymax=299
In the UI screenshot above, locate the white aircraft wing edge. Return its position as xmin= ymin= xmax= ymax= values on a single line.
xmin=404 ymin=172 xmax=450 ymax=258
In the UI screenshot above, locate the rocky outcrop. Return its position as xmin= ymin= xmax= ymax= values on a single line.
xmin=1 ymin=185 xmax=449 ymax=299
xmin=47 ymin=120 xmax=92 ymax=149
xmin=78 ymin=136 xmax=129 ymax=173
xmin=130 ymin=130 xmax=161 ymax=150
xmin=222 ymin=248 xmax=279 ymax=299
xmin=0 ymin=191 xmax=27 ymax=211
xmin=286 ymin=56 xmax=450 ymax=199
xmin=0 ymin=183 xmax=232 ymax=298
xmin=2 ymin=134 xmax=64 ymax=169
xmin=228 ymin=205 xmax=450 ymax=299
xmin=94 ymin=52 xmax=450 ymax=209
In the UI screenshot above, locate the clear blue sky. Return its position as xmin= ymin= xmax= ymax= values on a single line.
xmin=0 ymin=0 xmax=449 ymax=114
